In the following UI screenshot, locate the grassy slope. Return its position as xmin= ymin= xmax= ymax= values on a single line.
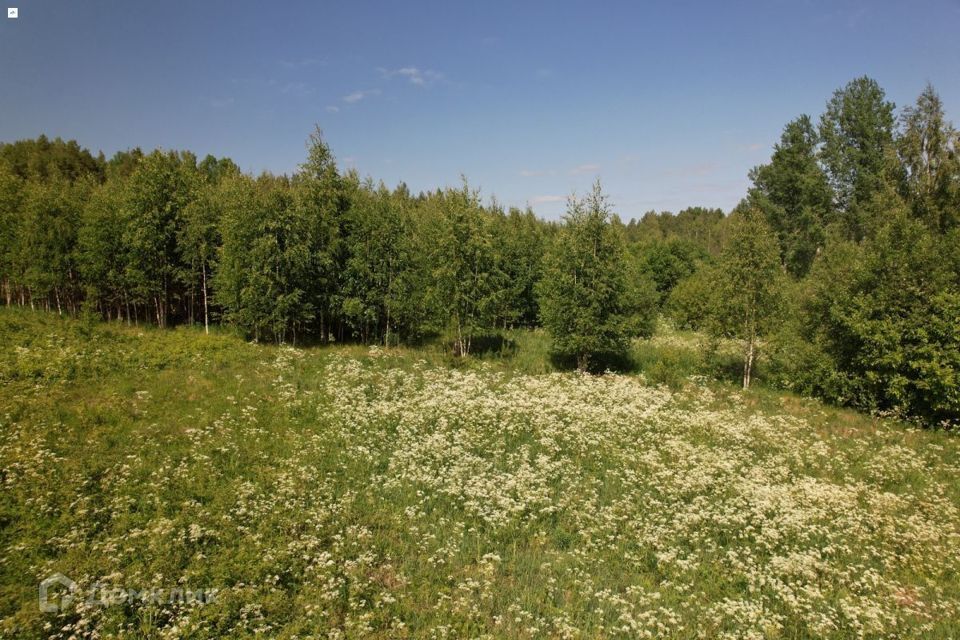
xmin=0 ymin=309 xmax=958 ymax=639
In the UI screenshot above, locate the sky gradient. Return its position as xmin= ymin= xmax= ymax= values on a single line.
xmin=2 ymin=0 xmax=959 ymax=219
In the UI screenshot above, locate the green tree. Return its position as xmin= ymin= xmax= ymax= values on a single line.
xmin=427 ymin=181 xmax=503 ymax=355
xmin=748 ymin=115 xmax=834 ymax=276
xmin=819 ymin=76 xmax=898 ymax=238
xmin=634 ymin=238 xmax=707 ymax=305
xmin=293 ymin=128 xmax=346 ymax=342
xmin=704 ymin=207 xmax=783 ymax=389
xmin=77 ymin=179 xmax=133 ymax=321
xmin=13 ymin=177 xmax=90 ymax=314
xmin=120 ymin=151 xmax=200 ymax=327
xmin=495 ymin=206 xmax=545 ymax=328
xmin=339 ymin=178 xmax=412 ymax=344
xmin=178 ymin=179 xmax=224 ymax=333
xmin=0 ymin=167 xmax=24 ymax=306
xmin=898 ymin=83 xmax=960 ymax=232
xmin=216 ymin=173 xmax=314 ymax=343
xmin=538 ymin=182 xmax=655 ymax=372
xmin=803 ymin=214 xmax=960 ymax=424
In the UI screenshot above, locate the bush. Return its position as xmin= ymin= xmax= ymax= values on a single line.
xmin=666 ymin=266 xmax=716 ymax=331
xmin=800 ymin=216 xmax=960 ymax=426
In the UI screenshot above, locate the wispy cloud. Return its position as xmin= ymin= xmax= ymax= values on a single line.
xmin=535 ymin=68 xmax=556 ymax=79
xmin=569 ymin=163 xmax=601 ymax=176
xmin=279 ymin=57 xmax=327 ymax=70
xmin=281 ymin=82 xmax=315 ymax=96
xmin=661 ymin=162 xmax=719 ymax=177
xmin=203 ymin=96 xmax=235 ymax=108
xmin=519 ymin=169 xmax=555 ymax=177
xmin=343 ymin=89 xmax=381 ymax=103
xmin=379 ymin=66 xmax=443 ymax=86
xmin=325 ymin=105 xmax=340 ymax=113
xmin=529 ymin=195 xmax=565 ymax=204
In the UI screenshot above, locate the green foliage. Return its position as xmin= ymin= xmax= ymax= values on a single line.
xmin=494 ymin=206 xmax=546 ymax=328
xmin=801 ymin=215 xmax=960 ymax=425
xmin=339 ymin=179 xmax=416 ymax=343
xmin=293 ymin=127 xmax=348 ymax=342
xmin=425 ymin=181 xmax=505 ymax=355
xmin=538 ymin=182 xmax=656 ymax=371
xmin=898 ymin=83 xmax=960 ymax=232
xmin=748 ymin=114 xmax=834 ymax=277
xmin=0 ymin=134 xmax=104 ymax=183
xmin=215 ymin=173 xmax=316 ymax=343
xmin=625 ymin=206 xmax=726 ymax=255
xmin=819 ymin=76 xmax=899 ymax=237
xmin=633 ymin=237 xmax=707 ymax=305
xmin=120 ymin=151 xmax=200 ymax=327
xmin=666 ymin=264 xmax=718 ymax=331
xmin=700 ymin=208 xmax=784 ymax=389
xmin=3 ymin=74 xmax=959 ymax=425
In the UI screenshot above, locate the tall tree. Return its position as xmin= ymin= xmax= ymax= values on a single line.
xmin=294 ymin=128 xmax=346 ymax=342
xmin=427 ymin=181 xmax=503 ymax=356
xmin=749 ymin=115 xmax=834 ymax=276
xmin=216 ymin=173 xmax=314 ymax=343
xmin=121 ymin=151 xmax=199 ymax=327
xmin=898 ymin=83 xmax=960 ymax=232
xmin=0 ymin=167 xmax=23 ymax=306
xmin=339 ymin=177 xmax=412 ymax=344
xmin=537 ymin=182 xmax=655 ymax=372
xmin=178 ymin=179 xmax=224 ymax=333
xmin=495 ymin=206 xmax=545 ymax=328
xmin=77 ymin=179 xmax=133 ymax=321
xmin=704 ymin=207 xmax=783 ymax=389
xmin=819 ymin=77 xmax=898 ymax=239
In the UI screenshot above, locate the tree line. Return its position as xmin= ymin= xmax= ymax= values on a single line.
xmin=1 ymin=77 xmax=958 ymax=425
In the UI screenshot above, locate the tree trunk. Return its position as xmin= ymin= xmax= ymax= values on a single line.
xmin=456 ymin=315 xmax=465 ymax=356
xmin=743 ymin=336 xmax=755 ymax=390
xmin=202 ymin=262 xmax=210 ymax=335
xmin=577 ymin=351 xmax=589 ymax=373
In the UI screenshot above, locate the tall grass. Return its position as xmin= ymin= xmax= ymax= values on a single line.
xmin=1 ymin=309 xmax=957 ymax=639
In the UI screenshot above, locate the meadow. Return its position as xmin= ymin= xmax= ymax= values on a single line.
xmin=1 ymin=309 xmax=958 ymax=639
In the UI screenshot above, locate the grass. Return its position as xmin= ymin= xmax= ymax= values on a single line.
xmin=1 ymin=309 xmax=958 ymax=639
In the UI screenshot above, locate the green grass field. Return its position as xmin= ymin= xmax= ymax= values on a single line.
xmin=1 ymin=309 xmax=958 ymax=639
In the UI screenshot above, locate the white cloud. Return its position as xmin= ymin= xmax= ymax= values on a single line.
xmin=281 ymin=82 xmax=314 ymax=96
xmin=325 ymin=105 xmax=340 ymax=113
xmin=529 ymin=195 xmax=565 ymax=204
xmin=568 ymin=163 xmax=601 ymax=175
xmin=279 ymin=57 xmax=327 ymax=69
xmin=661 ymin=162 xmax=718 ymax=177
xmin=343 ymin=89 xmax=381 ymax=103
xmin=519 ymin=169 xmax=554 ymax=177
xmin=379 ymin=66 xmax=443 ymax=86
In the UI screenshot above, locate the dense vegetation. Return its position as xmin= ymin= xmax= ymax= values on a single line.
xmin=1 ymin=77 xmax=958 ymax=425
xmin=2 ymin=310 xmax=959 ymax=639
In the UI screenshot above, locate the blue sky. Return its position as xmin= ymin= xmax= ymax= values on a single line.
xmin=2 ymin=0 xmax=958 ymax=219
